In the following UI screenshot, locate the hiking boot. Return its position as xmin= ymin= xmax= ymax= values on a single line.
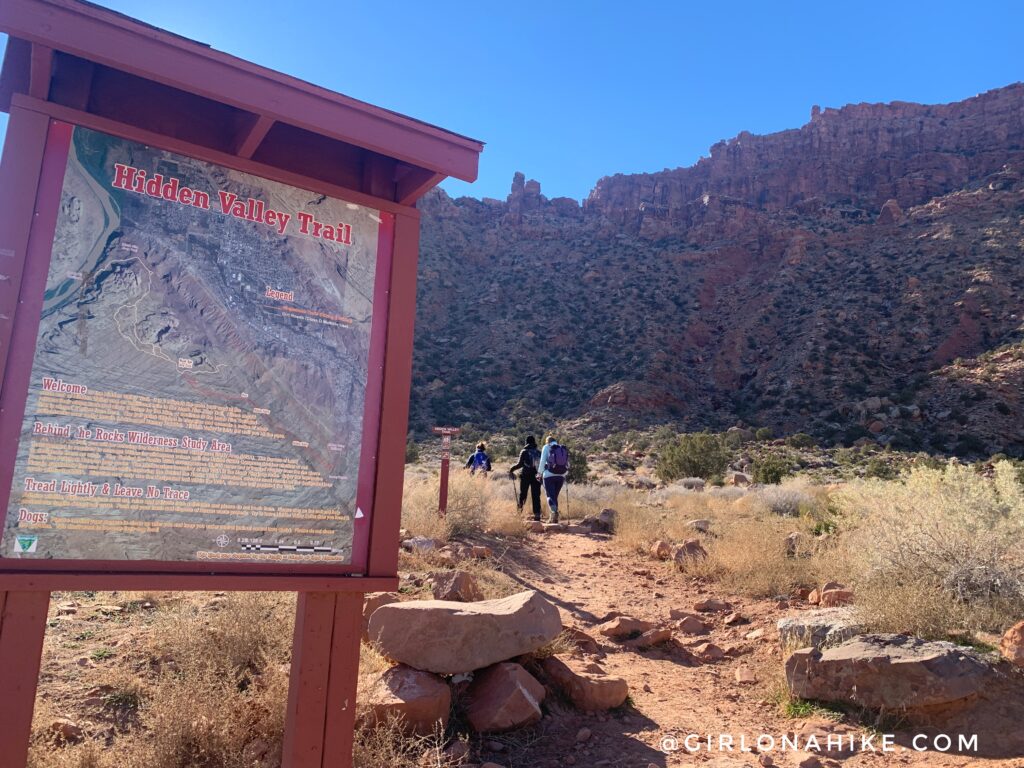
xmin=548 ymin=513 xmax=559 ymax=524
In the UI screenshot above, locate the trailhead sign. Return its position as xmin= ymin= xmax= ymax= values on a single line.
xmin=0 ymin=3 xmax=481 ymax=764
xmin=1 ymin=125 xmax=383 ymax=567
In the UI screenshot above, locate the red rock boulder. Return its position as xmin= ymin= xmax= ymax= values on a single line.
xmin=596 ymin=616 xmax=655 ymax=639
xmin=361 ymin=592 xmax=398 ymax=643
xmin=1001 ymin=620 xmax=1024 ymax=667
xmin=466 ymin=663 xmax=546 ymax=732
xmin=540 ymin=656 xmax=628 ymax=711
xmin=430 ymin=570 xmax=484 ymax=602
xmin=360 ymin=664 xmax=451 ymax=736
xmin=672 ymin=539 xmax=707 ymax=570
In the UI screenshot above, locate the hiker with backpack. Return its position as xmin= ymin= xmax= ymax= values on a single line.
xmin=508 ymin=435 xmax=542 ymax=521
xmin=538 ymin=435 xmax=570 ymax=523
xmin=464 ymin=442 xmax=492 ymax=475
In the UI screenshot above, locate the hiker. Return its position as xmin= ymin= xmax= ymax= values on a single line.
xmin=508 ymin=435 xmax=542 ymax=521
xmin=465 ymin=442 xmax=492 ymax=475
xmin=538 ymin=435 xmax=570 ymax=523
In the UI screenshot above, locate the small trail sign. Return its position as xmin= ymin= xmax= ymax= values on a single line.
xmin=432 ymin=427 xmax=461 ymax=515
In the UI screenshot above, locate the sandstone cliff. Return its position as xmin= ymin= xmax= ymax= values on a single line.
xmin=412 ymin=84 xmax=1024 ymax=456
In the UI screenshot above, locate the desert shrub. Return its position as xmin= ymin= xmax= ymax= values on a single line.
xmin=353 ymin=718 xmax=445 ymax=768
xmin=623 ymin=429 xmax=651 ymax=451
xmin=723 ymin=430 xmax=745 ymax=449
xmin=655 ymin=432 xmax=731 ymax=482
xmin=785 ymin=432 xmax=816 ymax=449
xmin=567 ymin=449 xmax=590 ymax=484
xmin=836 ymin=462 xmax=1024 ymax=637
xmin=136 ymin=671 xmax=289 ymax=768
xmin=755 ymin=426 xmax=773 ymax=441
xmin=863 ymin=456 xmax=898 ymax=480
xmin=603 ymin=432 xmax=626 ymax=452
xmin=748 ymin=484 xmax=814 ymax=517
xmin=954 ymin=433 xmax=988 ymax=456
xmin=405 ymin=440 xmax=420 ymax=464
xmin=911 ymin=452 xmax=947 ymax=471
xmin=488 ymin=434 xmax=520 ymax=458
xmin=752 ymin=453 xmax=791 ymax=484
xmin=651 ymin=425 xmax=676 ymax=449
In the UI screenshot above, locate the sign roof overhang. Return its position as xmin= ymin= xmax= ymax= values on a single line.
xmin=0 ymin=0 xmax=483 ymax=205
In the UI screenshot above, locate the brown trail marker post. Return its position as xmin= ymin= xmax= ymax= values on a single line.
xmin=0 ymin=2 xmax=482 ymax=766
xmin=431 ymin=426 xmax=461 ymax=516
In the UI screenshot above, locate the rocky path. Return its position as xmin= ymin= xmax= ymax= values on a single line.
xmin=487 ymin=527 xmax=1024 ymax=768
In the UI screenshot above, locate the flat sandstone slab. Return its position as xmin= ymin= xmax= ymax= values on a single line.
xmin=786 ymin=633 xmax=992 ymax=711
xmin=368 ymin=590 xmax=562 ymax=675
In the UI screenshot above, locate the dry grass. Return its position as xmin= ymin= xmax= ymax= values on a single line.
xmin=28 ymin=588 xmax=464 ymax=768
xmin=401 ymin=469 xmax=525 ymax=541
xmin=556 ymin=482 xmax=623 ymax=523
xmin=398 ymin=550 xmax=523 ymax=601
xmin=688 ymin=516 xmax=829 ymax=597
xmin=608 ymin=481 xmax=831 ymax=597
xmin=835 ymin=461 xmax=1024 ymax=637
xmin=149 ymin=591 xmax=295 ymax=680
xmin=613 ymin=486 xmax=742 ymax=554
xmin=353 ymin=718 xmax=450 ymax=768
xmin=29 ymin=592 xmax=294 ymax=768
xmin=525 ymin=629 xmax=581 ymax=661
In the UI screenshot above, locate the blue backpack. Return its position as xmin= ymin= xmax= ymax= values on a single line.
xmin=471 ymin=451 xmax=490 ymax=471
xmin=546 ymin=444 xmax=569 ymax=475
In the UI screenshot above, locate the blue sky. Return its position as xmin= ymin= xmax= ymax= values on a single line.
xmin=1 ymin=1 xmax=1022 ymax=201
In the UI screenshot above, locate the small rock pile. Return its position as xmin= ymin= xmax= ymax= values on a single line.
xmin=649 ymin=535 xmax=708 ymax=571
xmin=400 ymin=536 xmax=493 ymax=563
xmin=362 ymin=586 xmax=630 ymax=741
xmin=579 ymin=508 xmax=617 ymax=533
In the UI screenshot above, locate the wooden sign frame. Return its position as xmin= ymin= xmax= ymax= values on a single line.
xmin=0 ymin=2 xmax=482 ymax=766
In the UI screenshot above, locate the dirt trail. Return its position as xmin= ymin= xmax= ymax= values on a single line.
xmin=488 ymin=526 xmax=1024 ymax=768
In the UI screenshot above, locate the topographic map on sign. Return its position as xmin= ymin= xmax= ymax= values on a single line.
xmin=1 ymin=125 xmax=382 ymax=565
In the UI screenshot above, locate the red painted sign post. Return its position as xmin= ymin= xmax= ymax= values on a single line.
xmin=0 ymin=3 xmax=482 ymax=767
xmin=431 ymin=426 xmax=461 ymax=516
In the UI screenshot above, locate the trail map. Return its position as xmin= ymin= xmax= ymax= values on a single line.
xmin=1 ymin=125 xmax=382 ymax=564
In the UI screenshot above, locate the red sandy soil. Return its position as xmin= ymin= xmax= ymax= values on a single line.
xmin=484 ymin=526 xmax=1024 ymax=768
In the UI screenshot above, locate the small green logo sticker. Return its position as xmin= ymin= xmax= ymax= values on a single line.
xmin=14 ymin=534 xmax=38 ymax=553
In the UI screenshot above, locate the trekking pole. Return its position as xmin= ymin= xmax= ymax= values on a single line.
xmin=565 ymin=481 xmax=569 ymax=520
xmin=509 ymin=474 xmax=519 ymax=508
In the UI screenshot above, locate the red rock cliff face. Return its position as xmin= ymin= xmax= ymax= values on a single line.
xmin=584 ymin=84 xmax=1024 ymax=226
xmin=413 ymin=83 xmax=1024 ymax=457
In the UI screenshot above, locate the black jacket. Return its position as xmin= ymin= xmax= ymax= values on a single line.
xmin=510 ymin=446 xmax=541 ymax=475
